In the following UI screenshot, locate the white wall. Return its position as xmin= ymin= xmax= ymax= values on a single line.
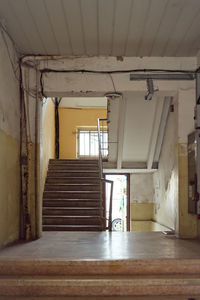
xmin=130 ymin=173 xmax=154 ymax=203
xmin=0 ymin=29 xmax=20 ymax=247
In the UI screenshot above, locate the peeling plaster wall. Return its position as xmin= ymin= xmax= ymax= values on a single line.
xmin=130 ymin=174 xmax=154 ymax=203
xmin=177 ymin=90 xmax=198 ymax=238
xmin=153 ymin=98 xmax=178 ymax=231
xmin=130 ymin=174 xmax=154 ymax=225
xmin=0 ymin=30 xmax=20 ymax=247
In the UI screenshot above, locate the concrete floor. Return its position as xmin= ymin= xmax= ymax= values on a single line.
xmin=0 ymin=231 xmax=200 ymax=260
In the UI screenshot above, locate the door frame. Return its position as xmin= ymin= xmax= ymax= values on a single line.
xmin=103 ymin=173 xmax=130 ymax=231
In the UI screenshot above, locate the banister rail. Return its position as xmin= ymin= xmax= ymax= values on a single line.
xmin=97 ymin=118 xmax=114 ymax=231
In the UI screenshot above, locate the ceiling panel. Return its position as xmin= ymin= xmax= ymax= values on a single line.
xmin=61 ymin=0 xmax=86 ymax=55
xmin=164 ymin=0 xmax=200 ymax=56
xmin=111 ymin=0 xmax=132 ymax=56
xmin=98 ymin=0 xmax=114 ymax=55
xmin=0 ymin=0 xmax=200 ymax=56
xmin=41 ymin=0 xmax=72 ymax=55
xmin=80 ymin=0 xmax=98 ymax=55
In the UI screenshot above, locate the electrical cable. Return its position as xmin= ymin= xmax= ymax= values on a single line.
xmin=109 ymin=74 xmax=117 ymax=93
xmin=39 ymin=67 xmax=197 ymax=97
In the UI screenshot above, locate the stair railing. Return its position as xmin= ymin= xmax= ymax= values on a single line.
xmin=97 ymin=118 xmax=114 ymax=231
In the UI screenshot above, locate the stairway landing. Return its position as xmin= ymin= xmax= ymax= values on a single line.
xmin=1 ymin=232 xmax=200 ymax=299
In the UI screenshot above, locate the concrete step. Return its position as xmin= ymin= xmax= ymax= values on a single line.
xmin=43 ymin=216 xmax=102 ymax=225
xmin=44 ymin=184 xmax=100 ymax=192
xmin=43 ymin=207 xmax=102 ymax=216
xmin=43 ymin=224 xmax=102 ymax=231
xmin=43 ymin=191 xmax=101 ymax=199
xmin=46 ymin=177 xmax=100 ymax=184
xmin=1 ymin=259 xmax=200 ymax=276
xmin=49 ymin=164 xmax=99 ymax=170
xmin=49 ymin=159 xmax=99 ymax=165
xmin=43 ymin=199 xmax=101 ymax=207
xmin=47 ymin=170 xmax=100 ymax=178
xmin=0 ymin=274 xmax=200 ymax=297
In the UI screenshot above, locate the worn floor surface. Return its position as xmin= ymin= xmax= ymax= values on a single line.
xmin=0 ymin=232 xmax=200 ymax=260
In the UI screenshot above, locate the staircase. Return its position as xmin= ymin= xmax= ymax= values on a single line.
xmin=43 ymin=159 xmax=104 ymax=231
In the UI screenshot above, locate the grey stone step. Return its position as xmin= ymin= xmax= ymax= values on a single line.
xmin=43 ymin=191 xmax=101 ymax=199
xmin=44 ymin=183 xmax=100 ymax=192
xmin=43 ymin=215 xmax=102 ymax=225
xmin=47 ymin=170 xmax=100 ymax=178
xmin=46 ymin=177 xmax=100 ymax=184
xmin=43 ymin=199 xmax=101 ymax=207
xmin=43 ymin=207 xmax=102 ymax=216
xmin=49 ymin=159 xmax=99 ymax=165
xmin=1 ymin=275 xmax=200 ymax=297
xmin=49 ymin=164 xmax=99 ymax=170
xmin=43 ymin=224 xmax=102 ymax=231
xmin=1 ymin=259 xmax=200 ymax=276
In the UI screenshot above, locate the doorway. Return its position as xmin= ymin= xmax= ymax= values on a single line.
xmin=105 ymin=174 xmax=130 ymax=231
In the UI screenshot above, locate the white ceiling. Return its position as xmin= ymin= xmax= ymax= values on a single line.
xmin=1 ymin=0 xmax=200 ymax=57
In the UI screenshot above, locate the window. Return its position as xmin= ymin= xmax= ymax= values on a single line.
xmin=77 ymin=128 xmax=108 ymax=158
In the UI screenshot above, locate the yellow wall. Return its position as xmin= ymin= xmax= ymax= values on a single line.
xmin=131 ymin=221 xmax=169 ymax=232
xmin=130 ymin=203 xmax=154 ymax=221
xmin=59 ymin=107 xmax=107 ymax=159
xmin=41 ymin=100 xmax=55 ymax=191
xmin=0 ymin=129 xmax=20 ymax=247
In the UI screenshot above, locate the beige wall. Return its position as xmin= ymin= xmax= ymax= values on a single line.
xmin=59 ymin=107 xmax=107 ymax=159
xmin=0 ymin=30 xmax=20 ymax=247
xmin=41 ymin=99 xmax=55 ymax=191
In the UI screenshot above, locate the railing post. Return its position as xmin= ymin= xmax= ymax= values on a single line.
xmin=97 ymin=118 xmax=114 ymax=231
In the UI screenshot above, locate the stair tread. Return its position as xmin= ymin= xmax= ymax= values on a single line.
xmin=43 ymin=198 xmax=101 ymax=201
xmin=50 ymin=159 xmax=98 ymax=162
xmin=49 ymin=163 xmax=98 ymax=166
xmin=45 ymin=183 xmax=100 ymax=186
xmin=46 ymin=177 xmax=99 ymax=179
xmin=43 ymin=224 xmax=101 ymax=228
xmin=44 ymin=191 xmax=100 ymax=193
xmin=43 ymin=215 xmax=101 ymax=218
xmin=43 ymin=207 xmax=101 ymax=209
xmin=48 ymin=169 xmax=99 ymax=172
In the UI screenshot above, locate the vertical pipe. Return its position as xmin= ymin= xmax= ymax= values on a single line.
xmin=35 ymin=67 xmax=39 ymax=237
xmin=55 ymin=98 xmax=59 ymax=159
xmin=19 ymin=60 xmax=25 ymax=239
xmin=195 ymin=73 xmax=200 ymax=214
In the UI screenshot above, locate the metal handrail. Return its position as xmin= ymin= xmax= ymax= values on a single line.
xmin=97 ymin=118 xmax=114 ymax=231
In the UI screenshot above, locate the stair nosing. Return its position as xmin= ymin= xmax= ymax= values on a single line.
xmin=43 ymin=191 xmax=101 ymax=193
xmin=43 ymin=215 xmax=101 ymax=219
xmin=45 ymin=183 xmax=100 ymax=186
xmin=43 ymin=198 xmax=101 ymax=200
xmin=43 ymin=207 xmax=101 ymax=209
